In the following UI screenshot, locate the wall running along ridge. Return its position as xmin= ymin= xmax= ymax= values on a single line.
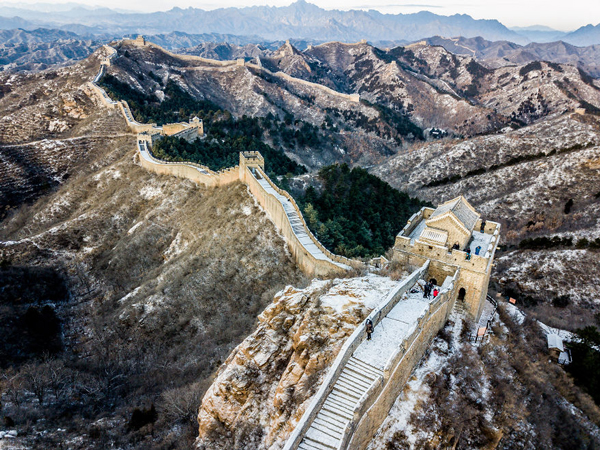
xmin=123 ymin=37 xmax=361 ymax=103
xmin=86 ymin=40 xmax=495 ymax=450
xmin=87 ymin=45 xmax=356 ymax=278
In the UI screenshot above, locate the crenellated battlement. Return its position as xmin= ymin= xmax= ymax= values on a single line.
xmin=239 ymin=151 xmax=265 ymax=169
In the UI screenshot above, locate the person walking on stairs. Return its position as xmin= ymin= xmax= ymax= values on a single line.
xmin=366 ymin=319 xmax=374 ymax=340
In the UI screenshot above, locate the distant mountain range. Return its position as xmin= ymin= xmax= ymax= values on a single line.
xmin=0 ymin=0 xmax=598 ymax=46
xmin=423 ymin=36 xmax=600 ymax=78
xmin=0 ymin=28 xmax=99 ymax=70
xmin=2 ymin=27 xmax=600 ymax=78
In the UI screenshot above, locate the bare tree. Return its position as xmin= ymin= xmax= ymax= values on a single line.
xmin=22 ymin=363 xmax=50 ymax=405
xmin=1 ymin=369 xmax=24 ymax=409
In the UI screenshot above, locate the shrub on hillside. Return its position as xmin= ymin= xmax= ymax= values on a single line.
xmin=518 ymin=236 xmax=573 ymax=250
xmin=519 ymin=61 xmax=543 ymax=77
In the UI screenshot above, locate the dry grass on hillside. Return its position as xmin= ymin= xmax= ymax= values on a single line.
xmin=0 ymin=142 xmax=305 ymax=449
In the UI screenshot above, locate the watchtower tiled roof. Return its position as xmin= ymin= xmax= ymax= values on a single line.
xmin=428 ymin=196 xmax=479 ymax=232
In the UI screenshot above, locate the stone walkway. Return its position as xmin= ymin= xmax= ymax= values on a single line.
xmin=299 ymin=282 xmax=435 ymax=450
xmin=252 ymin=171 xmax=349 ymax=270
xmin=468 ymin=230 xmax=494 ymax=257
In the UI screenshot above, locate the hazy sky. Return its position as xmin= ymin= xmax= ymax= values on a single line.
xmin=10 ymin=0 xmax=600 ymax=31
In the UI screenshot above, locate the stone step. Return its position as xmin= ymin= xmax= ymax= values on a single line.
xmin=348 ymin=357 xmax=382 ymax=377
xmin=300 ymin=436 xmax=336 ymax=450
xmin=327 ymin=392 xmax=358 ymax=410
xmin=338 ymin=370 xmax=374 ymax=390
xmin=322 ymin=399 xmax=353 ymax=420
xmin=305 ymin=427 xmax=340 ymax=449
xmin=346 ymin=360 xmax=380 ymax=379
xmin=343 ymin=365 xmax=378 ymax=385
xmin=331 ymin=387 xmax=361 ymax=404
xmin=345 ymin=359 xmax=380 ymax=377
xmin=312 ymin=418 xmax=343 ymax=440
xmin=336 ymin=378 xmax=368 ymax=398
xmin=317 ymin=409 xmax=348 ymax=429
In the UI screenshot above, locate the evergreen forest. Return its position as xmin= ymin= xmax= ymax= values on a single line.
xmin=298 ymin=164 xmax=426 ymax=258
xmin=152 ymin=135 xmax=305 ymax=176
xmin=566 ymin=326 xmax=600 ymax=406
xmin=100 ymin=74 xmax=221 ymax=125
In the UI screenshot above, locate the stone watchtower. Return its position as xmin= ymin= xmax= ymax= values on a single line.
xmin=239 ymin=151 xmax=265 ymax=183
xmin=133 ymin=35 xmax=146 ymax=47
xmin=393 ymin=196 xmax=500 ymax=320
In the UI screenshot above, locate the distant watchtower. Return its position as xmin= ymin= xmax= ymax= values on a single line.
xmin=239 ymin=151 xmax=264 ymax=173
xmin=393 ymin=196 xmax=500 ymax=319
xmin=133 ymin=35 xmax=146 ymax=47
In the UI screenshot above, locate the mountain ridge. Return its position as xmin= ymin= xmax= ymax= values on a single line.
xmin=0 ymin=0 xmax=584 ymax=45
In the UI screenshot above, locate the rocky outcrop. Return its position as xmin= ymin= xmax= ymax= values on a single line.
xmin=196 ymin=275 xmax=398 ymax=450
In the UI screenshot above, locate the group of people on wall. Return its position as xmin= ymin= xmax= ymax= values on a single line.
xmin=450 ymin=219 xmax=487 ymax=260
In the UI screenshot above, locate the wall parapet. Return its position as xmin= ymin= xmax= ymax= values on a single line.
xmin=137 ymin=140 xmax=238 ymax=188
xmin=283 ymin=261 xmax=430 ymax=450
xmin=398 ymin=206 xmax=434 ymax=237
xmin=245 ymin=62 xmax=360 ymax=103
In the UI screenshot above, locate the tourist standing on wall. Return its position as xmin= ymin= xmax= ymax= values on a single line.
xmin=366 ymin=319 xmax=374 ymax=340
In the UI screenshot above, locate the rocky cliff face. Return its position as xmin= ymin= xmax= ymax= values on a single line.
xmin=302 ymin=41 xmax=600 ymax=135
xmin=196 ymin=275 xmax=399 ymax=450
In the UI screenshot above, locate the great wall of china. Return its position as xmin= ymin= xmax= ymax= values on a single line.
xmin=127 ymin=35 xmax=361 ymax=104
xmin=89 ymin=41 xmax=356 ymax=278
xmin=87 ymin=38 xmax=500 ymax=450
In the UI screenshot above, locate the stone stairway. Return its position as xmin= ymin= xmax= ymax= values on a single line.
xmin=287 ymin=280 xmax=439 ymax=450
xmin=454 ymin=300 xmax=467 ymax=315
xmin=251 ymin=171 xmax=349 ymax=271
xmin=299 ymin=357 xmax=383 ymax=450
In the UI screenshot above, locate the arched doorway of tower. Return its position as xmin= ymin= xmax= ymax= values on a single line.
xmin=458 ymin=288 xmax=466 ymax=301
